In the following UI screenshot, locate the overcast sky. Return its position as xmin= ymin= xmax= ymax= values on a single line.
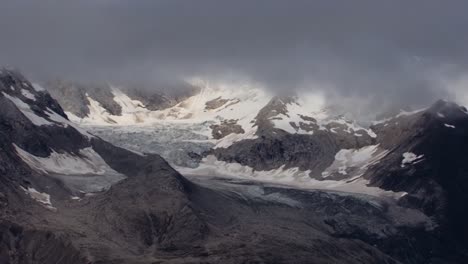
xmin=1 ymin=0 xmax=468 ymax=113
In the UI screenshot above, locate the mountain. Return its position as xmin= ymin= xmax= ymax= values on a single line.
xmin=46 ymin=80 xmax=378 ymax=168
xmin=45 ymin=79 xmax=199 ymax=124
xmin=3 ymin=70 xmax=468 ymax=263
xmin=0 ymin=69 xmax=207 ymax=263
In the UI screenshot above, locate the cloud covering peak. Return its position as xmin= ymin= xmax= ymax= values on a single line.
xmin=1 ymin=0 xmax=468 ymax=113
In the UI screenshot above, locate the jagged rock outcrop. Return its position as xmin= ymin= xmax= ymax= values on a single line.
xmin=45 ymin=79 xmax=199 ymax=119
xmin=46 ymin=80 xmax=123 ymax=118
xmin=363 ymin=100 xmax=468 ymax=251
xmin=210 ymin=119 xmax=245 ymax=139
xmin=211 ymin=96 xmax=375 ymax=174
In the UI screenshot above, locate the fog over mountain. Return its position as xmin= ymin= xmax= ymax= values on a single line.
xmin=1 ymin=0 xmax=468 ymax=115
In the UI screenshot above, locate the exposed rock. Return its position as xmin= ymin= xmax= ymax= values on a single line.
xmin=46 ymin=79 xmax=200 ymax=118
xmin=210 ymin=119 xmax=245 ymax=139
xmin=212 ymin=96 xmax=374 ymax=173
xmin=364 ymin=100 xmax=468 ymax=248
xmin=205 ymin=96 xmax=230 ymax=110
xmin=46 ymin=79 xmax=123 ymax=117
xmin=122 ymin=83 xmax=199 ymax=111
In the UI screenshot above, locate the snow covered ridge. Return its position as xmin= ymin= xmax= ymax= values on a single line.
xmin=1 ymin=91 xmax=95 ymax=138
xmin=372 ymin=108 xmax=427 ymax=126
xmin=2 ymin=92 xmax=51 ymax=126
xmin=68 ymin=83 xmax=270 ymax=124
xmin=67 ymin=82 xmax=273 ymax=147
xmin=66 ymin=81 xmax=378 ymax=147
xmin=0 ymin=71 xmax=95 ymax=138
xmin=264 ymin=96 xmax=377 ymax=138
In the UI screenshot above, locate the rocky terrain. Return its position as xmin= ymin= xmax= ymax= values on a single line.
xmin=1 ymin=69 xmax=468 ymax=263
xmin=45 ymin=79 xmax=198 ymax=120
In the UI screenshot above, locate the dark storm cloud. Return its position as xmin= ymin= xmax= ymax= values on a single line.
xmin=1 ymin=0 xmax=468 ymax=112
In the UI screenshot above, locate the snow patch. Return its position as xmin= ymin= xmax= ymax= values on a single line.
xmin=444 ymin=124 xmax=456 ymax=129
xmin=373 ymin=108 xmax=426 ymax=125
xmin=21 ymin=186 xmax=55 ymax=210
xmin=21 ymin=89 xmax=36 ymax=101
xmin=32 ymin=83 xmax=46 ymax=92
xmin=269 ymin=95 xmax=325 ymax=135
xmin=14 ymin=144 xmax=119 ymax=175
xmin=401 ymin=152 xmax=424 ymax=168
xmin=321 ymin=145 xmax=389 ymax=179
xmin=2 ymin=92 xmax=52 ymax=126
xmin=45 ymin=108 xmax=95 ymax=139
xmin=325 ymin=118 xmax=377 ymax=138
xmin=14 ymin=144 xmax=126 ymax=193
xmin=179 ymin=154 xmax=404 ymax=199
xmin=397 ymin=108 xmax=426 ymax=118
xmin=215 ymin=127 xmax=258 ymax=148
xmin=3 ymin=92 xmax=94 ymax=140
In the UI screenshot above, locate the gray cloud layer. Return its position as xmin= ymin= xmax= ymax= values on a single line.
xmin=1 ymin=0 xmax=468 ymax=113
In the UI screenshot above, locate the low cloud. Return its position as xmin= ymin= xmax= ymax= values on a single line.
xmin=1 ymin=0 xmax=468 ymax=116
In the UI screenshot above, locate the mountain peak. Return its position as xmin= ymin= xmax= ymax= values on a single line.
xmin=0 ymin=69 xmax=68 ymax=123
xmin=426 ymin=99 xmax=468 ymax=119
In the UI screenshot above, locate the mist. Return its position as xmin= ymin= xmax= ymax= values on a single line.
xmin=1 ymin=0 xmax=468 ymax=116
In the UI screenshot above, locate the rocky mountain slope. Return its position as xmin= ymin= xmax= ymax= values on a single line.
xmin=45 ymin=78 xmax=468 ymax=256
xmin=3 ymin=70 xmax=468 ymax=263
xmin=45 ymin=79 xmax=198 ymax=121
xmin=0 ymin=69 xmax=206 ymax=263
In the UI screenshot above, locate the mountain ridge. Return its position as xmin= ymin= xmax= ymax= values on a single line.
xmin=1 ymin=70 xmax=467 ymax=263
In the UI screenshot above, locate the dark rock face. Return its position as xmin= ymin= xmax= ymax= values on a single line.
xmin=0 ymin=222 xmax=88 ymax=264
xmin=208 ymin=98 xmax=468 ymax=262
xmin=205 ymin=96 xmax=241 ymax=111
xmin=122 ymin=83 xmax=199 ymax=111
xmin=0 ymin=69 xmax=207 ymax=263
xmin=45 ymin=79 xmax=199 ymax=117
xmin=212 ymin=132 xmax=339 ymax=173
xmin=46 ymin=80 xmax=122 ymax=117
xmin=212 ymin=96 xmax=374 ymax=174
xmin=364 ymin=100 xmax=468 ymax=251
xmin=205 ymin=96 xmax=230 ymax=110
xmin=210 ymin=119 xmax=245 ymax=139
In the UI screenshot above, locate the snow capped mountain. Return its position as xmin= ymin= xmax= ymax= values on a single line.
xmin=2 ymin=69 xmax=468 ymax=263
xmin=48 ymin=79 xmax=377 ymax=149
xmin=0 ymin=69 xmax=129 ymax=198
xmin=0 ymin=69 xmax=209 ymax=263
xmin=42 ymin=79 xmax=415 ymax=197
